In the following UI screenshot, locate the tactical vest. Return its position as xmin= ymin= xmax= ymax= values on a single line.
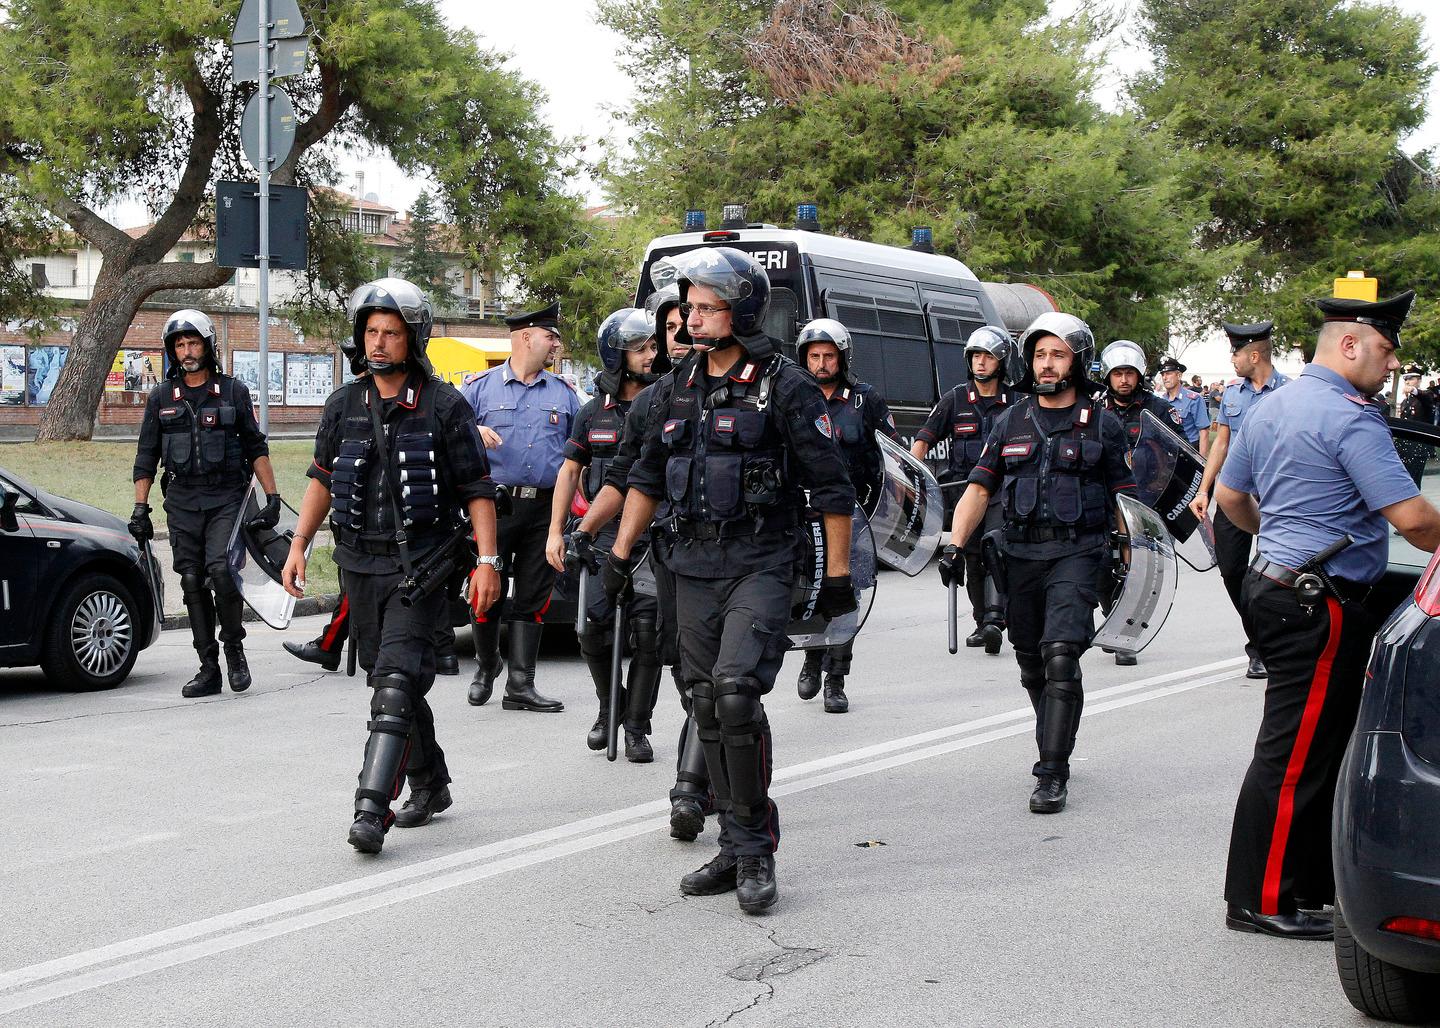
xmin=947 ymin=384 xmax=1010 ymax=478
xmin=997 ymin=396 xmax=1109 ymax=535
xmin=157 ymin=377 xmax=247 ymax=483
xmin=660 ymin=355 xmax=799 ymax=527
xmin=1109 ymin=393 xmax=1174 ymax=449
xmin=582 ymin=394 xmax=629 ymax=502
xmin=328 ymin=380 xmax=449 ymax=537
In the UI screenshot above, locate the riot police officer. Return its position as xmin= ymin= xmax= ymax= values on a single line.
xmin=281 ymin=278 xmax=501 ymax=854
xmin=793 ymin=318 xmax=897 ymax=712
xmin=461 ymin=302 xmax=579 ymax=712
xmin=1097 ymin=340 xmax=1186 ymax=667
xmin=1191 ymin=321 xmax=1290 ymax=680
xmin=547 ymin=308 xmax=663 ymax=761
xmin=1156 ymin=356 xmax=1211 ymax=455
xmin=567 ymin=285 xmax=714 ymax=840
xmin=939 ymin=312 xmax=1136 ymax=814
xmin=131 ymin=310 xmax=278 ymax=697
xmin=607 ymin=247 xmax=857 ymax=913
xmin=1216 ymin=289 xmax=1440 ymax=938
xmin=912 ymin=326 xmax=1013 ymax=653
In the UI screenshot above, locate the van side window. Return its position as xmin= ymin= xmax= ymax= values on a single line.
xmin=927 ymin=301 xmax=987 ymax=393
xmin=823 ymin=291 xmax=935 ymax=408
xmin=765 ymin=287 xmax=800 ymax=351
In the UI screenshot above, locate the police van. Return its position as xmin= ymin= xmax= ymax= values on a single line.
xmin=633 ymin=205 xmax=1058 ymax=469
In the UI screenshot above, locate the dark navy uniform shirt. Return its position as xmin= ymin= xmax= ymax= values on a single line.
xmin=460 ymin=361 xmax=580 ymax=488
xmin=1218 ymin=364 xmax=1419 ymax=584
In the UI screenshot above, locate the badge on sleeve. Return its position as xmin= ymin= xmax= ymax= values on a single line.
xmin=814 ymin=413 xmax=832 ymax=438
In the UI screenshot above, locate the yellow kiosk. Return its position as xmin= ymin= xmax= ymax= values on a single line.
xmin=427 ymin=336 xmax=511 ymax=388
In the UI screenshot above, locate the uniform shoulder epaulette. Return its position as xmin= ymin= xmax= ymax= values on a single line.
xmin=462 ymin=369 xmax=491 ymax=386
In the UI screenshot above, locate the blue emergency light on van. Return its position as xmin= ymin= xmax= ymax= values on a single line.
xmin=911 ymin=227 xmax=934 ymax=253
xmin=684 ymin=209 xmax=707 ymax=232
xmin=796 ymin=203 xmax=820 ymax=232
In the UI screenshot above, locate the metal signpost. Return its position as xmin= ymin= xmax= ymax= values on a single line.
xmin=227 ymin=0 xmax=309 ymax=433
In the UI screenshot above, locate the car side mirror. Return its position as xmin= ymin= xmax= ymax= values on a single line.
xmin=0 ymin=483 xmax=18 ymax=533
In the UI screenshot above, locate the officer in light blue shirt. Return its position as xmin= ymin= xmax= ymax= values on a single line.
xmin=458 ymin=301 xmax=580 ymax=713
xmin=1156 ymin=356 xmax=1211 ymax=454
xmin=1215 ymin=288 xmax=1440 ymax=940
xmin=1192 ymin=320 xmax=1289 ymax=679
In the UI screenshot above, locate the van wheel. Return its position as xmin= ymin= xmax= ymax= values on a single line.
xmin=40 ymin=574 xmax=140 ymax=690
xmin=1335 ymin=904 xmax=1440 ymax=1023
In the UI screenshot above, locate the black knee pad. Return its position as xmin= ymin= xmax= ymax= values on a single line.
xmin=369 ymin=674 xmax=416 ymax=731
xmin=1042 ymin=641 xmax=1083 ymax=684
xmin=180 ymin=571 xmax=208 ymax=599
xmin=1015 ymin=649 xmax=1045 ymax=690
xmin=690 ymin=682 xmax=718 ymax=731
xmin=631 ymin=617 xmax=661 ymax=660
xmin=207 ymin=563 xmax=240 ymax=600
xmin=714 ymin=677 xmax=767 ymax=820
xmin=577 ymin=628 xmax=611 ymax=661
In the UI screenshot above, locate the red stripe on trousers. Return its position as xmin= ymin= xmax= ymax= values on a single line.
xmin=1260 ymin=596 xmax=1343 ymax=915
xmin=320 ymin=594 xmax=350 ymax=651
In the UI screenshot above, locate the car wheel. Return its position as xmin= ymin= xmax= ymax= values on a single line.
xmin=40 ymin=574 xmax=141 ymax=690
xmin=1336 ymin=904 xmax=1440 ymax=1023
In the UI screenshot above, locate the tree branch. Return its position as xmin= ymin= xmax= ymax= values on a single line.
xmin=139 ymin=55 xmax=224 ymax=264
xmin=47 ymin=191 xmax=136 ymax=257
xmin=277 ymin=58 xmax=352 ymax=184
xmin=121 ymin=257 xmax=235 ymax=295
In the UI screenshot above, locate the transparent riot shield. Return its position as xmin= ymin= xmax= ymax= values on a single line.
xmin=787 ymin=505 xmax=877 ymax=649
xmin=1092 ymin=493 xmax=1178 ymax=655
xmin=1130 ymin=410 xmax=1217 ymax=572
xmin=226 ymin=477 xmax=314 ymax=629
xmin=869 ymin=433 xmax=945 ymax=576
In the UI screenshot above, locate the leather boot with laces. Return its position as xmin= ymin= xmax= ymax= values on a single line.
xmin=182 ymin=651 xmax=222 ymax=698
xmin=736 ymin=855 xmax=778 ymax=913
xmin=624 ymin=729 xmax=653 ymax=763
xmin=670 ymin=797 xmax=705 ymax=841
xmin=587 ymin=708 xmax=609 ymax=751
xmin=1029 ymin=775 xmax=1068 ymax=814
xmin=224 ymin=644 xmax=251 ymax=692
xmin=394 ymin=784 xmax=452 ymax=828
xmin=823 ymin=675 xmax=849 ymax=713
xmin=348 ymin=812 xmax=387 ymax=854
xmin=680 ymin=852 xmax=739 ymax=895
xmin=796 ymin=652 xmax=823 ymax=700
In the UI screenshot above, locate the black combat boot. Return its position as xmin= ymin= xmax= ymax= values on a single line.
xmin=670 ymin=796 xmax=706 ymax=842
xmin=796 ymin=650 xmax=823 ymax=700
xmin=1029 ymin=775 xmax=1068 ymax=814
xmin=434 ymin=629 xmax=459 ymax=676
xmin=965 ymin=625 xmax=986 ymax=648
xmin=394 ymin=784 xmax=453 ymax=828
xmin=736 ymin=855 xmax=778 ymax=913
xmin=623 ymin=643 xmax=662 ymax=762
xmin=348 ymin=812 xmax=387 ymax=854
xmin=822 ymin=674 xmax=849 ymax=713
xmin=284 ymin=638 xmax=342 ymax=672
xmin=213 ymin=585 xmax=250 ymax=692
xmin=981 ymin=623 xmax=1004 ymax=655
xmin=580 ymin=632 xmax=614 ymax=750
xmin=680 ymin=852 xmax=739 ymax=895
xmin=624 ymin=729 xmax=654 ymax=763
xmin=468 ymin=620 xmax=503 ymax=706
xmin=181 ymin=578 xmax=222 ymax=698
xmin=182 ymin=651 xmax=222 ymax=698
xmin=502 ymin=621 xmax=563 ymax=712
xmin=223 ymin=644 xmax=251 ymax=692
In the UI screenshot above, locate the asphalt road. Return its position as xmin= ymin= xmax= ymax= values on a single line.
xmin=0 ymin=564 xmax=1375 ymax=1026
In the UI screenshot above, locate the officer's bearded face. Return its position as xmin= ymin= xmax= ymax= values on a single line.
xmin=365 ymin=312 xmax=409 ymax=371
xmin=1108 ymin=368 xmax=1139 ymax=398
xmin=665 ymin=312 xmax=687 ymax=358
xmin=1032 ymin=338 xmax=1073 ymax=388
xmin=806 ymin=342 xmax=841 ymax=385
xmin=1230 ymin=346 xmax=1254 ymax=377
xmin=684 ymin=284 xmax=732 ymax=348
xmin=625 ymin=338 xmax=657 ymax=377
xmin=1160 ymin=370 xmax=1180 ymax=392
xmin=174 ymin=334 xmax=207 ymax=373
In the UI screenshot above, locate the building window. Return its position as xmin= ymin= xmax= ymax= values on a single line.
xmin=179 ymin=252 xmax=195 ymax=263
xmin=30 ymin=263 xmax=48 ymax=288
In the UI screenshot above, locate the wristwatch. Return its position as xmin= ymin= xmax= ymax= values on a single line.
xmin=476 ymin=555 xmax=502 ymax=570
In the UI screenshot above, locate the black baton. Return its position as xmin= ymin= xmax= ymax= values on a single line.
xmin=607 ymin=600 xmax=626 ymax=762
xmin=948 ymin=577 xmax=959 ymax=655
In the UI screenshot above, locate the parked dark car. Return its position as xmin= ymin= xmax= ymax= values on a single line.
xmin=0 ymin=466 xmax=163 ymax=689
xmin=1333 ymin=417 xmax=1440 ymax=1023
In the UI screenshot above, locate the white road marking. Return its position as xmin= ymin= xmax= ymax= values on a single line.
xmin=0 ymin=658 xmax=1245 ymax=1015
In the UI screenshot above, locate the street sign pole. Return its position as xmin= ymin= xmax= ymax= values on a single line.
xmin=257 ymin=0 xmax=271 ymax=433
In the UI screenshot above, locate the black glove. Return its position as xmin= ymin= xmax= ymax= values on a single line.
xmin=128 ymin=502 xmax=153 ymax=543
xmin=937 ymin=544 xmax=963 ymax=587
xmin=564 ymin=529 xmax=601 ymax=575
xmin=602 ymin=550 xmax=640 ymax=606
xmin=817 ymin=574 xmax=858 ymax=619
xmin=246 ymin=493 xmax=282 ymax=531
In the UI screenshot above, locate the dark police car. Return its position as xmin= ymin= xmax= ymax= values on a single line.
xmin=1333 ymin=416 xmax=1440 ymax=1022
xmin=0 ymin=465 xmax=163 ymax=689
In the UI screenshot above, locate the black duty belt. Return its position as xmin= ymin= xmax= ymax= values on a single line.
xmin=168 ymin=470 xmax=238 ymax=486
xmin=673 ymin=512 xmax=798 ymax=541
xmin=1249 ymin=556 xmax=1370 ymax=603
xmin=1005 ymin=524 xmax=1097 ymax=544
xmin=508 ymin=486 xmax=552 ymax=501
xmin=335 ymin=527 xmax=449 ymax=556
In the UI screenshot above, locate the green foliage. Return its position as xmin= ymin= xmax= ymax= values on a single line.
xmin=396 ymin=190 xmax=449 ymax=296
xmin=596 ymin=0 xmax=1224 ymax=350
xmin=1131 ymin=0 xmax=1440 ymax=360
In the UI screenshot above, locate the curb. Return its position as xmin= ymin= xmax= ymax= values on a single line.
xmin=161 ymin=593 xmax=341 ymax=632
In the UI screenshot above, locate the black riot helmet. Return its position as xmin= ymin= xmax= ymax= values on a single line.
xmin=597 ymin=307 xmax=659 ymax=382
xmin=795 ymin=318 xmax=855 ymax=386
xmin=1010 ymin=312 xmax=1097 ymax=396
xmin=963 ymin=325 xmax=1012 ymax=384
xmin=646 ymin=282 xmax=686 ymax=371
xmin=346 ymin=277 xmax=435 ymax=377
xmin=162 ymin=309 xmax=220 ymax=379
xmin=648 ymin=246 xmax=771 ymax=348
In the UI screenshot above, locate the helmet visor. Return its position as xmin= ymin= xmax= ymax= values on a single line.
xmin=650 ymin=248 xmax=755 ymax=304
